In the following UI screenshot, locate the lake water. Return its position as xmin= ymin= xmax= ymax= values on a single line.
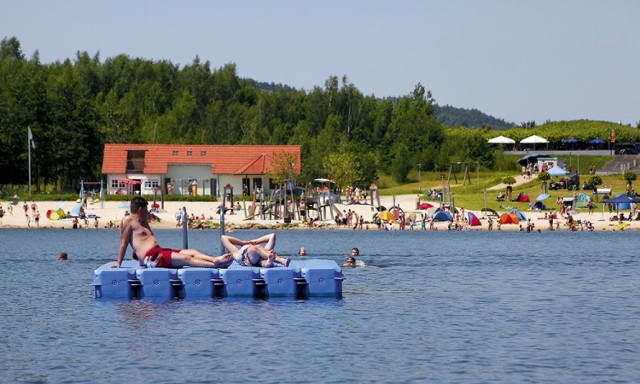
xmin=1 ymin=228 xmax=639 ymax=383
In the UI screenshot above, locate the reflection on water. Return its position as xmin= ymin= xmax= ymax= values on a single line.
xmin=1 ymin=229 xmax=639 ymax=383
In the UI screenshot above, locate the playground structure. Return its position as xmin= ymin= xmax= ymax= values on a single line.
xmin=79 ymin=180 xmax=105 ymax=209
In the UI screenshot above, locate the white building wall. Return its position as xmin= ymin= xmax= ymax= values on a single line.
xmin=107 ymin=166 xmax=260 ymax=197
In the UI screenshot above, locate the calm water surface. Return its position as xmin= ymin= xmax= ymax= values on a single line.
xmin=0 ymin=228 xmax=638 ymax=383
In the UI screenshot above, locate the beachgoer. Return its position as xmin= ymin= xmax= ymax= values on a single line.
xmin=343 ymin=256 xmax=357 ymax=268
xmin=351 ymin=247 xmax=360 ymax=257
xmin=220 ymin=233 xmax=290 ymax=268
xmin=298 ymin=247 xmax=307 ymax=256
xmin=113 ymin=197 xmax=233 ymax=269
xmin=58 ymin=251 xmax=68 ymax=261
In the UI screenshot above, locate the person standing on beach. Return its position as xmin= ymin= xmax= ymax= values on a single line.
xmin=113 ymin=197 xmax=234 ymax=269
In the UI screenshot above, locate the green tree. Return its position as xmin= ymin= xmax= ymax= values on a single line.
xmin=322 ymin=151 xmax=364 ymax=190
xmin=623 ymin=171 xmax=637 ymax=192
xmin=587 ymin=175 xmax=603 ymax=190
xmin=269 ymin=151 xmax=298 ymax=185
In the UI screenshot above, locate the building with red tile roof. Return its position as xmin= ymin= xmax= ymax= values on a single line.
xmin=102 ymin=144 xmax=301 ymax=196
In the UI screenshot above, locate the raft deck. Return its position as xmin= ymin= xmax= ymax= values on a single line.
xmin=93 ymin=259 xmax=344 ymax=299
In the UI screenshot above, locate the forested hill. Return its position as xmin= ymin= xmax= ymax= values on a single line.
xmin=434 ymin=104 xmax=514 ymax=130
xmin=251 ymin=82 xmax=515 ymax=130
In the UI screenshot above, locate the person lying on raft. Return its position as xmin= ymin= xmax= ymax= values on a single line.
xmin=113 ymin=197 xmax=233 ymax=269
xmin=220 ymin=233 xmax=290 ymax=268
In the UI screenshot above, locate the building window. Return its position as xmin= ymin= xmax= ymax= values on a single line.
xmin=144 ymin=179 xmax=159 ymax=189
xmin=201 ymin=151 xmax=206 ymax=156
xmin=187 ymin=151 xmax=193 ymax=156
xmin=172 ymin=150 xmax=178 ymax=156
xmin=111 ymin=180 xmax=125 ymax=188
xmin=126 ymin=150 xmax=145 ymax=173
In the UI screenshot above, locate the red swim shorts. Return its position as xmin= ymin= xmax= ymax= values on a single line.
xmin=145 ymin=246 xmax=178 ymax=268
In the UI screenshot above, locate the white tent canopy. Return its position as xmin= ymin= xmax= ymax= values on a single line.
xmin=520 ymin=135 xmax=548 ymax=144
xmin=488 ymin=135 xmax=516 ymax=144
xmin=547 ymin=166 xmax=569 ymax=176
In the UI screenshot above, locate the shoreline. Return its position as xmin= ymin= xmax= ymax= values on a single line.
xmin=0 ymin=195 xmax=634 ymax=232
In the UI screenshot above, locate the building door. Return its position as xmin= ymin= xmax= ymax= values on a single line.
xmin=253 ymin=177 xmax=262 ymax=192
xmin=211 ymin=178 xmax=217 ymax=197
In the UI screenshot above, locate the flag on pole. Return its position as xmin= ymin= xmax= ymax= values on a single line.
xmin=28 ymin=126 xmax=36 ymax=149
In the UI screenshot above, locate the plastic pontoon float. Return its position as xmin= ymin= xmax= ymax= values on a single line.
xmin=93 ymin=259 xmax=344 ymax=299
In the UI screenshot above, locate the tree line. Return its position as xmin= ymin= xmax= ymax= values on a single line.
xmin=0 ymin=36 xmax=533 ymax=193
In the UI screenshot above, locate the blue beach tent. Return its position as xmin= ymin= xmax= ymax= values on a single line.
xmin=433 ymin=210 xmax=453 ymax=222
xmin=509 ymin=208 xmax=527 ymax=221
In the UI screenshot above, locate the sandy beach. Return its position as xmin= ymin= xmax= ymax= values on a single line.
xmin=0 ymin=193 xmax=632 ymax=232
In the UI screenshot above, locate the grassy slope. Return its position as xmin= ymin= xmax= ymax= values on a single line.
xmin=380 ymin=155 xmax=630 ymax=212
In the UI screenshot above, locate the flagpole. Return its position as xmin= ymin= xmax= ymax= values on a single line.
xmin=28 ymin=126 xmax=32 ymax=195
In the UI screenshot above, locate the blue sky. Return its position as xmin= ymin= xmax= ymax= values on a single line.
xmin=2 ymin=0 xmax=638 ymax=125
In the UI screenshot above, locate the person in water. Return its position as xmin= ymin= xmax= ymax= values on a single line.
xmin=113 ymin=197 xmax=234 ymax=268
xmin=343 ymin=256 xmax=357 ymax=268
xmin=220 ymin=233 xmax=290 ymax=268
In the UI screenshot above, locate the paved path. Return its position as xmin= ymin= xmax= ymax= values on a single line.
xmin=487 ymin=174 xmax=534 ymax=191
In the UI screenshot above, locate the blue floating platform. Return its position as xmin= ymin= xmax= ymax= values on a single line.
xmin=93 ymin=259 xmax=344 ymax=299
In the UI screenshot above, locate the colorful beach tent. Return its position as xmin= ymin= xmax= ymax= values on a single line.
xmin=509 ymin=208 xmax=527 ymax=221
xmin=499 ymin=213 xmax=520 ymax=224
xmin=467 ymin=212 xmax=482 ymax=226
xmin=575 ymin=193 xmax=592 ymax=208
xmin=533 ymin=201 xmax=547 ymax=210
xmin=515 ymin=192 xmax=530 ymax=203
xmin=433 ymin=210 xmax=453 ymax=222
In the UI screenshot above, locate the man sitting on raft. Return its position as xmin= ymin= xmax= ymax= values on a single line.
xmin=221 ymin=233 xmax=290 ymax=268
xmin=113 ymin=197 xmax=234 ymax=269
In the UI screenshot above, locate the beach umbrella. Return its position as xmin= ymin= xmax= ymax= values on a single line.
xmin=588 ymin=138 xmax=607 ymax=145
xmin=488 ymin=135 xmax=516 ymax=144
xmin=377 ymin=210 xmax=394 ymax=221
xmin=418 ymin=202 xmax=434 ymax=210
xmin=520 ymin=135 xmax=549 ymax=144
xmin=561 ymin=138 xmax=580 ymax=145
xmin=536 ymin=193 xmax=550 ymax=201
xmin=520 ymin=135 xmax=549 ymax=150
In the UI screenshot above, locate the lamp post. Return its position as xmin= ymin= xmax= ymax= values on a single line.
xmin=440 ymin=173 xmax=445 ymax=204
xmin=417 ymin=163 xmax=422 ymax=192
